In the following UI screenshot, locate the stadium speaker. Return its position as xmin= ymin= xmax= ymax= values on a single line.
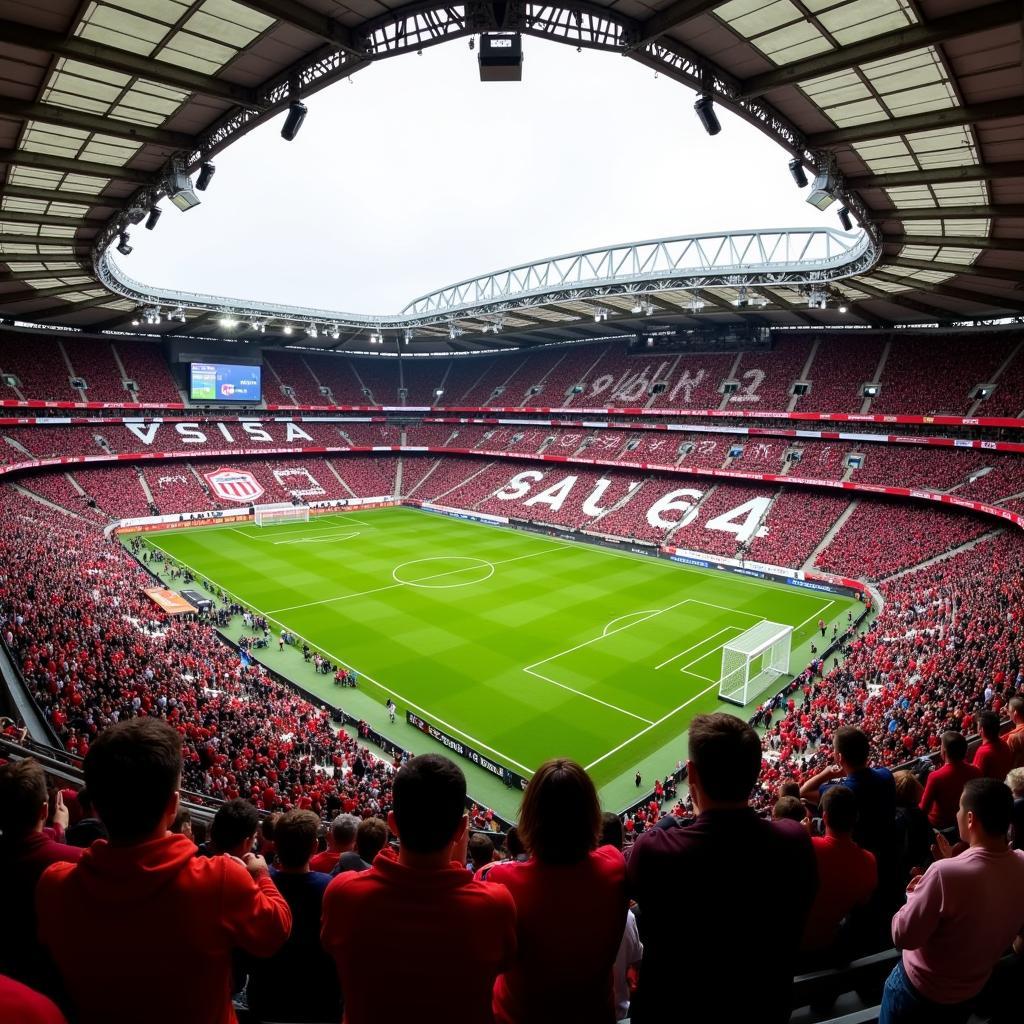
xmin=788 ymin=158 xmax=808 ymax=189
xmin=478 ymin=33 xmax=523 ymax=81
xmin=281 ymin=100 xmax=308 ymax=141
xmin=693 ymin=95 xmax=721 ymax=136
xmin=837 ymin=206 xmax=853 ymax=231
xmin=145 ymin=206 xmax=162 ymax=230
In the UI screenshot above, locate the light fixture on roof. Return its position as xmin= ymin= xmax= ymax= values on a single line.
xmin=251 ymin=320 xmax=266 ymax=333
xmin=131 ymin=319 xmax=140 ymax=326
xmin=806 ymin=160 xmax=838 ymax=211
xmin=837 ymin=206 xmax=853 ymax=231
xmin=283 ymin=325 xmax=293 ymax=335
xmin=448 ymin=323 xmax=464 ymax=340
xmin=807 ymin=287 xmax=828 ymax=310
xmin=219 ymin=315 xmax=238 ymax=328
xmin=630 ymin=297 xmax=643 ymax=314
xmin=196 ymin=162 xmax=216 ymax=191
xmin=643 ymin=302 xmax=656 ymax=316
xmin=592 ymin=308 xmax=609 ymax=322
xmin=168 ymin=307 xmax=186 ymax=323
xmin=281 ymin=100 xmax=308 ymax=142
xmin=145 ymin=206 xmax=162 ymax=230
xmin=166 ymin=160 xmax=200 ymax=212
xmin=839 ymin=304 xmax=849 ymax=314
xmin=732 ymin=287 xmax=750 ymax=308
xmin=403 ymin=329 xmax=413 ymax=343
xmin=328 ymin=325 xmax=340 ymax=340
xmin=686 ymin=294 xmax=706 ymax=313
xmin=693 ymin=95 xmax=721 ymax=136
xmin=788 ymin=158 xmax=808 ymax=189
xmin=306 ymin=323 xmax=318 ymax=338
xmin=142 ymin=306 xmax=161 ymax=325
xmin=116 ymin=231 xmax=132 ymax=256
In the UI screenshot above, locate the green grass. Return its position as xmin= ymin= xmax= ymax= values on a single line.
xmin=138 ymin=506 xmax=858 ymax=811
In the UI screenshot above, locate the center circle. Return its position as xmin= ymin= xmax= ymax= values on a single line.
xmin=392 ymin=556 xmax=496 ymax=589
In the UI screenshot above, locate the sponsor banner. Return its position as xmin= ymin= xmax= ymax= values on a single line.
xmin=417 ymin=501 xmax=509 ymax=526
xmin=204 ymin=467 xmax=265 ymax=502
xmin=406 ymin=712 xmax=529 ymax=790
xmin=143 ymin=587 xmax=198 ymax=615
xmin=116 ymin=513 xmax=251 ymax=535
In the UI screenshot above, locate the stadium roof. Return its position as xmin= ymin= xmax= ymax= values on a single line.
xmin=0 ymin=0 xmax=1022 ymax=352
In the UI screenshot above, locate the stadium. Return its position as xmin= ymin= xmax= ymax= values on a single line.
xmin=0 ymin=1 xmax=1023 ymax=1022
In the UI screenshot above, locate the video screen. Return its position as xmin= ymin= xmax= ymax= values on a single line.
xmin=190 ymin=362 xmax=261 ymax=403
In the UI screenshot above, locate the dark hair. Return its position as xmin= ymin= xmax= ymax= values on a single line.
xmin=192 ymin=819 xmax=209 ymax=846
xmin=600 ymin=810 xmax=624 ymax=850
xmin=468 ymin=832 xmax=494 ymax=868
xmin=978 ymin=710 xmax=1001 ymax=741
xmin=941 ymin=731 xmax=967 ymax=762
xmin=505 ymin=826 xmax=525 ymax=858
xmin=689 ymin=713 xmax=761 ymax=803
xmin=84 ymin=719 xmax=182 ymax=843
xmin=261 ymin=812 xmax=281 ymax=843
xmin=961 ymin=778 xmax=1013 ymax=837
xmin=77 ymin=788 xmax=94 ymax=817
xmin=518 ymin=759 xmax=600 ymax=866
xmin=274 ymin=810 xmax=321 ymax=869
xmin=331 ymin=813 xmax=359 ymax=847
xmin=779 ymin=779 xmax=801 ymax=799
xmin=834 ymin=726 xmax=870 ymax=770
xmin=170 ymin=808 xmax=192 ymax=835
xmin=392 ymin=754 xmax=466 ymax=854
xmin=0 ymin=759 xmax=47 ymax=834
xmin=211 ymin=799 xmax=260 ymax=853
xmin=772 ymin=796 xmax=806 ymax=823
xmin=821 ymin=785 xmax=858 ymax=834
xmin=356 ymin=817 xmax=389 ymax=863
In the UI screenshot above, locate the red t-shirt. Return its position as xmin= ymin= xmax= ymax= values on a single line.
xmin=0 ymin=974 xmax=67 ymax=1024
xmin=973 ymin=739 xmax=1014 ymax=781
xmin=920 ymin=761 xmax=981 ymax=829
xmin=308 ymin=850 xmax=339 ymax=874
xmin=322 ymin=848 xmax=516 ymax=1024
xmin=481 ymin=845 xmax=628 ymax=1024
xmin=802 ymin=835 xmax=877 ymax=951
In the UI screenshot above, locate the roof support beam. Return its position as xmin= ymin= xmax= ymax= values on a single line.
xmin=868 ymin=271 xmax=1024 ymax=314
xmin=883 ymin=257 xmax=1024 ymax=284
xmin=0 ymin=18 xmax=263 ymax=108
xmin=0 ymin=269 xmax=90 ymax=283
xmin=884 ymin=234 xmax=1024 ymax=252
xmin=0 ymin=148 xmax=152 ymax=185
xmin=633 ymin=0 xmax=729 ymax=48
xmin=0 ymin=99 xmax=195 ymax=150
xmin=0 ymin=232 xmax=93 ymax=251
xmin=0 ymin=211 xmax=103 ymax=229
xmin=231 ymin=0 xmax=365 ymax=60
xmin=0 ymin=184 xmax=117 ymax=207
xmin=738 ymin=1 xmax=1021 ymax=98
xmin=808 ymin=97 xmax=1024 ymax=147
xmin=879 ymin=205 xmax=1024 ymax=220
xmin=851 ymin=278 xmax=953 ymax=319
xmin=846 ymin=161 xmax=1024 ymax=190
xmin=0 ymin=284 xmax=88 ymax=303
xmin=19 ymin=294 xmax=116 ymax=317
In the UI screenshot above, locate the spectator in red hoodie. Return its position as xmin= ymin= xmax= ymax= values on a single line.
xmin=0 ymin=759 xmax=82 ymax=989
xmin=322 ymin=754 xmax=516 ymax=1024
xmin=36 ymin=718 xmax=291 ymax=1024
xmin=481 ymin=759 xmax=628 ymax=1024
xmin=0 ymin=974 xmax=67 ymax=1024
xmin=972 ymin=710 xmax=1013 ymax=781
xmin=920 ymin=732 xmax=980 ymax=831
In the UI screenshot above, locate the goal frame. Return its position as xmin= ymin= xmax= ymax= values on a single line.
xmin=718 ymin=620 xmax=793 ymax=707
xmin=253 ymin=503 xmax=309 ymax=527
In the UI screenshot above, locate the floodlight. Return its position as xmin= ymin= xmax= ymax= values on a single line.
xmin=788 ymin=159 xmax=808 ymax=189
xmin=630 ymin=298 xmax=643 ymax=314
xmin=196 ymin=162 xmax=215 ymax=191
xmin=839 ymin=305 xmax=849 ymax=314
xmin=145 ymin=206 xmax=162 ymax=230
xmin=168 ymin=307 xmax=186 ymax=323
xmin=167 ymin=165 xmax=200 ymax=211
xmin=281 ymin=101 xmax=307 ymax=142
xmin=403 ymin=329 xmax=413 ymax=343
xmin=838 ymin=206 xmax=853 ymax=231
xmin=283 ymin=325 xmax=293 ymax=335
xmin=686 ymin=293 xmax=706 ymax=313
xmin=807 ymin=169 xmax=837 ymax=210
xmin=306 ymin=322 xmax=318 ymax=338
xmin=116 ymin=231 xmax=132 ymax=256
xmin=328 ymin=326 xmax=340 ymax=340
xmin=694 ymin=95 xmax=721 ymax=136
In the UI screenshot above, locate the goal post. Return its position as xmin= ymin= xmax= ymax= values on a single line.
xmin=253 ymin=502 xmax=309 ymax=527
xmin=719 ymin=620 xmax=793 ymax=707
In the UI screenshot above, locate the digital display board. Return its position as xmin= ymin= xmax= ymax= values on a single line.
xmin=190 ymin=362 xmax=261 ymax=403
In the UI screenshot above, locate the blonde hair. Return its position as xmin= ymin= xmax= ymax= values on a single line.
xmin=1005 ymin=767 xmax=1024 ymax=798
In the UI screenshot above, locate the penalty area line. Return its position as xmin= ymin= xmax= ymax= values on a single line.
xmin=523 ymin=667 xmax=653 ymax=725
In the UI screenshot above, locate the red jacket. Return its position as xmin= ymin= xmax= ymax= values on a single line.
xmin=0 ymin=974 xmax=67 ymax=1024
xmin=973 ymin=738 xmax=1014 ymax=781
xmin=37 ymin=834 xmax=291 ymax=1024
xmin=481 ymin=846 xmax=628 ymax=1024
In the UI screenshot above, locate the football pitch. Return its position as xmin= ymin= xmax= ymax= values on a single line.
xmin=138 ymin=506 xmax=858 ymax=809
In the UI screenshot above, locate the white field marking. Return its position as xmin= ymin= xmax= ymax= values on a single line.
xmin=275 ymin=531 xmax=360 ymax=546
xmin=522 ymin=666 xmax=654 ymax=724
xmin=680 ymin=669 xmax=717 ymax=683
xmin=655 ymin=626 xmax=743 ymax=670
xmin=684 ymin=598 xmax=763 ymax=619
xmin=602 ymin=610 xmax=659 ymax=636
xmin=797 ymin=600 xmax=836 ymax=632
xmin=267 ymin=546 xmax=564 ymax=614
xmin=142 ymin=539 xmax=535 ymax=775
xmin=392 ymin=556 xmax=494 ymax=589
xmin=584 ymin=677 xmax=723 ymax=773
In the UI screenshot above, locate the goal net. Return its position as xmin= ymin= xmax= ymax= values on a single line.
xmin=719 ymin=621 xmax=793 ymax=706
xmin=253 ymin=502 xmax=309 ymax=527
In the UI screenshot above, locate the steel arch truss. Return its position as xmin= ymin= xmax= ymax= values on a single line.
xmin=95 ymin=226 xmax=878 ymax=331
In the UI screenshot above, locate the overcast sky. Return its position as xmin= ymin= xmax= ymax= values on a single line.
xmin=125 ymin=37 xmax=832 ymax=315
